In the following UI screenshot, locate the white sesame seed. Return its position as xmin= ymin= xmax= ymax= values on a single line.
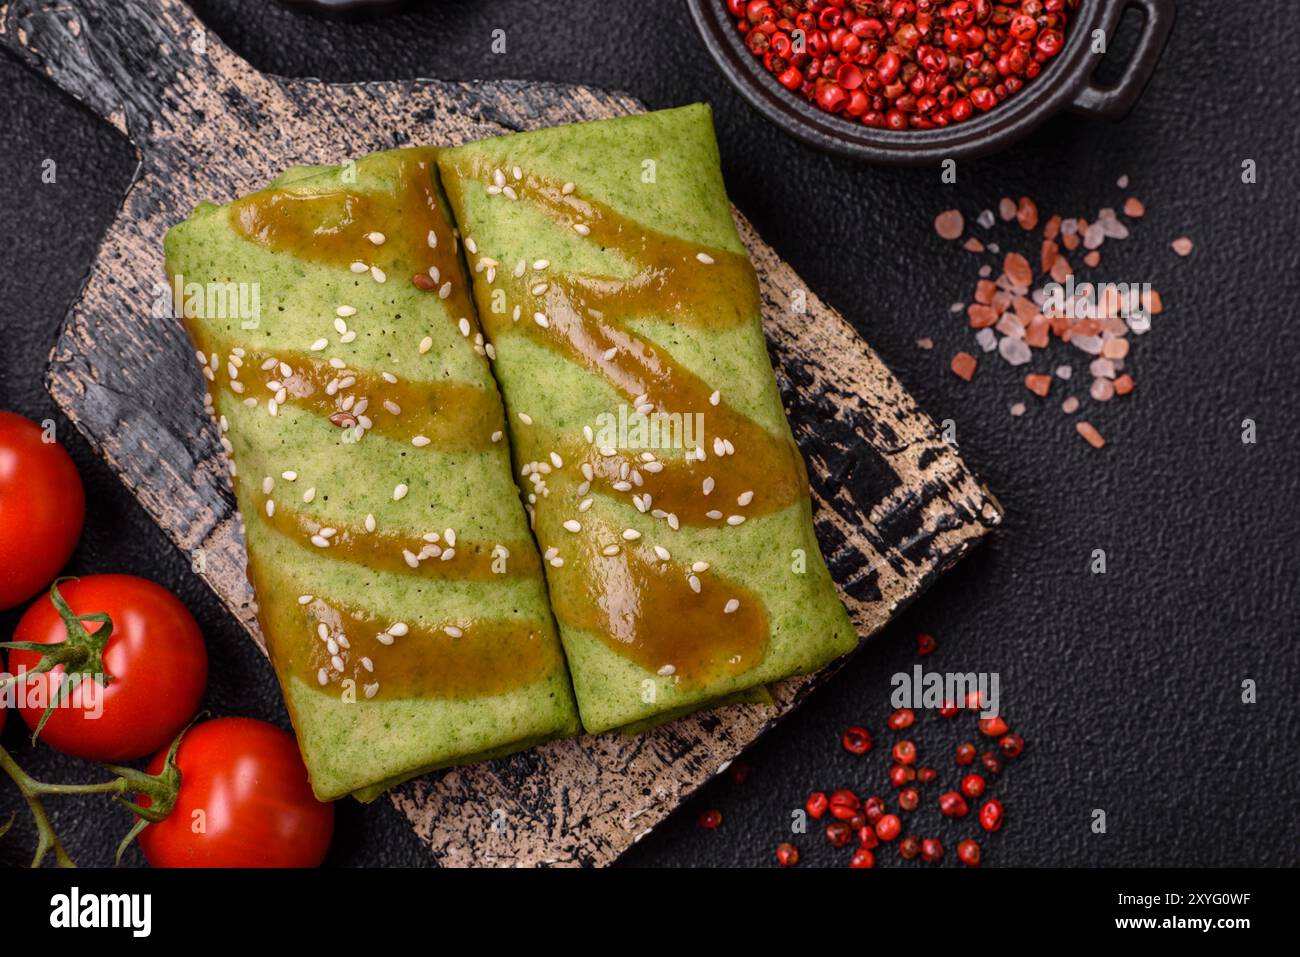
xmin=364 ymin=682 xmax=379 ymax=699
xmin=531 ymin=282 xmax=549 ymax=295
xmin=367 ymin=231 xmax=385 ymax=245
xmin=441 ymin=548 xmax=455 ymax=561
xmin=491 ymin=430 xmax=503 ymax=443
xmin=602 ymin=544 xmax=621 ymax=557
xmin=696 ymin=252 xmax=714 ymax=265
xmin=340 ymin=330 xmax=357 ymax=344
xmin=622 ymin=528 xmax=641 ymax=541
xmin=383 ymin=400 xmax=401 ymax=416
xmin=376 ymin=632 xmax=394 ymax=646
xmin=444 ymin=528 xmax=456 ymax=546
xmin=402 ymin=549 xmax=419 ymax=568
xmin=503 ymin=186 xmax=518 ymax=201
xmin=444 ymin=625 xmax=464 ymax=638
xmin=573 ymin=223 xmax=590 ymax=236
xmin=350 ymin=261 xmax=368 ymax=273
xmin=389 ymin=622 xmax=409 ymax=637
xmin=737 ymin=490 xmax=754 ymax=506
xmin=412 ymin=435 xmax=431 ymax=447
xmin=653 ymin=545 xmax=671 ymax=561
xmin=713 ymin=437 xmax=726 ymax=456
xmin=428 ymin=265 xmax=440 ymax=283
xmin=563 ymin=520 xmax=581 ymax=533
xmin=282 ymin=470 xmax=297 ymax=481
xmin=265 ymin=500 xmax=275 ymax=517
xmin=692 ymin=561 xmax=710 ymax=573
xmin=371 ymin=265 xmax=386 ymax=283
xmin=317 ymin=668 xmax=328 ymax=686
xmin=533 ymin=312 xmax=550 ymax=328
xmin=518 ymin=412 xmax=533 ymax=425
xmin=393 ymin=483 xmax=408 ymax=501
xmin=465 ymin=237 xmax=478 ymax=254
xmin=279 ymin=362 xmax=292 ymax=377
xmin=298 ymin=594 xmax=313 ymax=605
xmin=724 ymin=599 xmax=740 ymax=614
xmin=427 ymin=229 xmax=438 ymax=248
xmin=262 ymin=475 xmax=274 ymax=494
xmin=688 ymin=575 xmax=701 ymax=593
xmin=709 ymin=390 xmax=721 ymax=406
xmin=727 ymin=515 xmax=746 ymax=526
xmin=361 ymin=657 xmax=373 ymax=672
xmin=706 ymin=509 xmax=723 ymax=520
xmin=549 ymin=451 xmax=563 ymax=468
xmin=667 ymin=513 xmax=680 ymax=530
xmin=562 ymin=182 xmax=575 ymax=194
xmin=303 ymin=487 xmax=316 ymax=503
xmin=311 ymin=534 xmax=330 ymax=548
xmin=544 ymin=546 xmax=559 ymax=560
xmin=418 ymin=336 xmax=433 ymax=354
xmin=309 ymin=338 xmax=328 ymax=352
xmin=550 ymin=556 xmax=564 ymax=567
xmin=365 ymin=513 xmax=376 ymax=532
xmin=703 ymin=477 xmax=715 ymax=495
xmin=438 ymin=282 xmax=452 ymax=299
xmin=336 ymin=305 xmax=356 ymax=317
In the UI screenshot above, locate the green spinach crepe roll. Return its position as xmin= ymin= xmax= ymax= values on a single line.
xmin=439 ymin=105 xmax=858 ymax=733
xmin=166 ymin=147 xmax=578 ymax=801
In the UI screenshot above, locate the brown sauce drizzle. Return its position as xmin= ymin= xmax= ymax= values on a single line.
xmin=250 ymin=552 xmax=561 ymax=700
xmin=258 ymin=500 xmax=537 ymax=582
xmin=547 ymin=538 xmax=769 ymax=686
xmin=190 ymin=339 xmax=502 ymax=452
xmin=440 ymin=155 xmax=812 ymax=686
xmin=229 ymin=146 xmax=480 ymax=337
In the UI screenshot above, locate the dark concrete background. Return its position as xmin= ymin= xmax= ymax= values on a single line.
xmin=1 ymin=0 xmax=1297 ymax=868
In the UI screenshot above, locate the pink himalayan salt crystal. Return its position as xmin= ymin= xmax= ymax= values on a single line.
xmin=999 ymin=335 xmax=1032 ymax=365
xmin=1062 ymin=396 xmax=1080 ymax=414
xmin=934 ymin=209 xmax=965 ymax=240
xmin=1072 ymin=334 xmax=1104 ymax=355
xmin=1172 ymin=236 xmax=1194 ymax=256
xmin=1091 ymin=377 xmax=1116 ymax=401
xmin=1010 ymin=402 xmax=1027 ymax=417
xmin=1056 ymin=365 xmax=1073 ymax=380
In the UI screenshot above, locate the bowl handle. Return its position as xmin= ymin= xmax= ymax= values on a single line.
xmin=1070 ymin=0 xmax=1176 ymax=120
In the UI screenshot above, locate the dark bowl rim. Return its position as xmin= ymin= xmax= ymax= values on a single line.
xmin=686 ymin=0 xmax=1120 ymax=164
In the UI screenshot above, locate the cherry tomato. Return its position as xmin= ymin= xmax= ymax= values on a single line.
xmin=0 ymin=412 xmax=85 ymax=610
xmin=138 ymin=718 xmax=333 ymax=868
xmin=8 ymin=576 xmax=207 ymax=761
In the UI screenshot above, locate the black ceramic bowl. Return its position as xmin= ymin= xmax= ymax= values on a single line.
xmin=687 ymin=0 xmax=1175 ymax=164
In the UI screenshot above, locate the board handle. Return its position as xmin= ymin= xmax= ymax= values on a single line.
xmin=0 ymin=0 xmax=209 ymax=139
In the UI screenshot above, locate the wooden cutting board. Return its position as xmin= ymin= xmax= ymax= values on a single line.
xmin=2 ymin=0 xmax=1002 ymax=866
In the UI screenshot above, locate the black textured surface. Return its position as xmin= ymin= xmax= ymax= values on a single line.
xmin=2 ymin=0 xmax=1298 ymax=868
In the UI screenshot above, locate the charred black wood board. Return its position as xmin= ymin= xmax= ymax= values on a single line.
xmin=1 ymin=0 xmax=1002 ymax=866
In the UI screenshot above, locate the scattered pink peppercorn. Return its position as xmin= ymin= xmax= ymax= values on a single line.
xmin=999 ymin=733 xmax=1025 ymax=759
xmin=849 ymin=847 xmax=876 ymax=868
xmin=956 ymin=742 xmax=977 ymax=765
xmin=826 ymin=820 xmax=853 ymax=847
xmin=960 ymin=773 xmax=986 ymax=799
xmin=939 ymin=791 xmax=970 ymax=818
xmin=697 ymin=809 xmax=723 ymax=829
xmin=957 ymin=838 xmax=981 ymax=867
xmin=829 ymin=788 xmax=861 ymax=820
xmin=875 ymin=813 xmax=903 ymax=842
xmin=805 ymin=791 xmax=828 ymax=819
xmin=921 ymin=837 xmax=945 ymax=863
xmin=898 ymin=787 xmax=921 ymax=812
xmin=891 ymin=740 xmax=918 ymax=765
xmin=842 ymin=725 xmax=873 ymax=755
xmin=979 ymin=716 xmax=1010 ymax=737
xmin=776 ymin=842 xmax=800 ymax=867
xmin=887 ymin=708 xmax=915 ymax=731
xmin=899 ymin=834 xmax=922 ymax=860
xmin=916 ymin=632 xmax=937 ymax=656
xmin=980 ymin=799 xmax=1005 ymax=833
